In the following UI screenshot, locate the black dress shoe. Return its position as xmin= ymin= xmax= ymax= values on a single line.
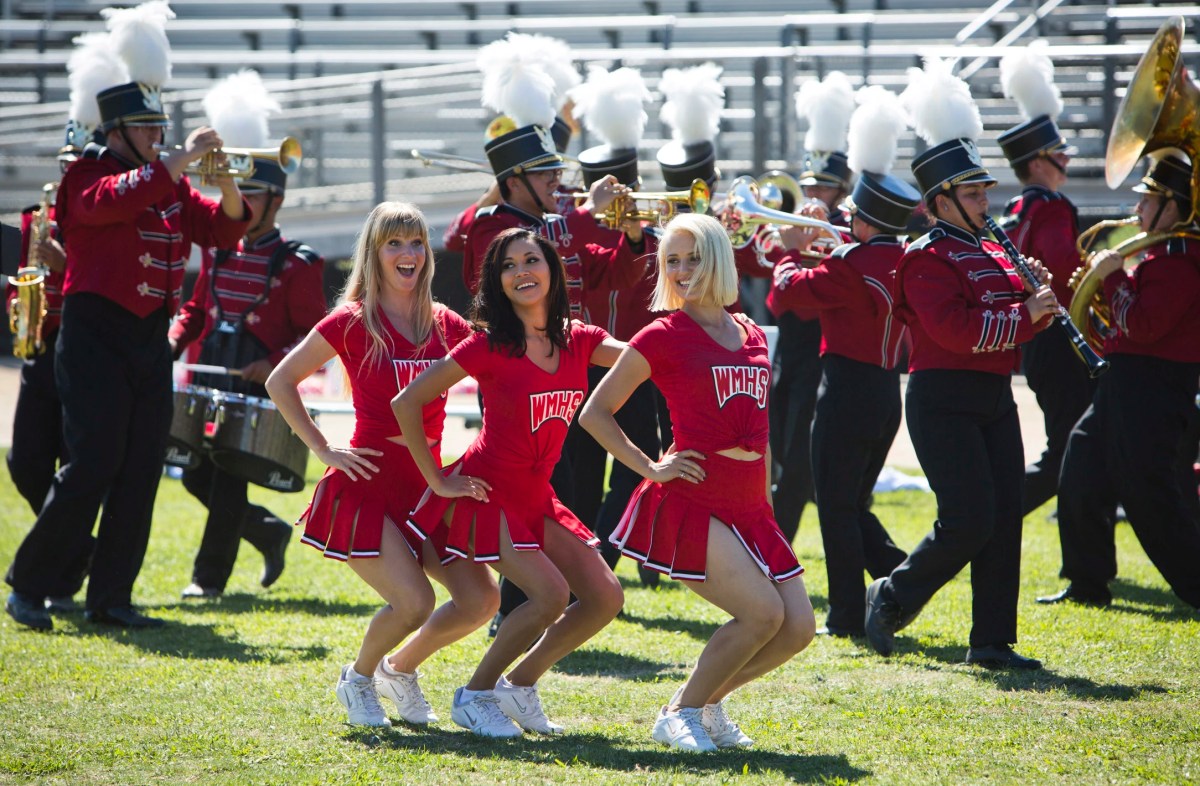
xmin=1036 ymin=585 xmax=1112 ymax=607
xmin=6 ymin=592 xmax=52 ymax=631
xmin=816 ymin=624 xmax=862 ymax=638
xmin=259 ymin=524 xmax=291 ymax=588
xmin=181 ymin=583 xmax=222 ymax=600
xmin=638 ymin=565 xmax=660 ymax=588
xmin=864 ymin=578 xmax=901 ymax=656
xmin=966 ymin=644 xmax=1043 ymax=670
xmin=85 ymin=606 xmax=166 ymax=628
xmin=44 ymin=595 xmax=80 ymax=614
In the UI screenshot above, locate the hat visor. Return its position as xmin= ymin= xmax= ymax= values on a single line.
xmin=957 ymin=172 xmax=998 ymax=188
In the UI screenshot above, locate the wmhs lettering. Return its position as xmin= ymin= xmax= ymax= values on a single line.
xmin=530 ymin=390 xmax=585 ymax=432
xmin=712 ymin=365 xmax=770 ymax=409
xmin=393 ymin=359 xmax=446 ymax=398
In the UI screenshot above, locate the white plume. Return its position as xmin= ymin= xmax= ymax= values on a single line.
xmin=505 ymin=33 xmax=581 ymax=111
xmin=68 ymin=32 xmax=128 ymax=127
xmin=203 ymin=70 xmax=279 ymax=148
xmin=101 ymin=0 xmax=174 ymax=86
xmin=795 ymin=71 xmax=855 ymax=153
xmin=476 ymin=35 xmax=556 ymax=128
xmin=901 ymin=56 xmax=982 ymax=146
xmin=567 ymin=66 xmax=650 ymax=149
xmin=1000 ymin=42 xmax=1063 ymax=120
xmin=847 ymin=85 xmax=908 ymax=175
xmin=659 ymin=63 xmax=724 ymax=145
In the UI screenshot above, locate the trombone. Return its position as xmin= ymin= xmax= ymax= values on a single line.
xmin=410 ymin=148 xmax=493 ymax=175
xmin=160 ymin=137 xmax=303 ymax=186
xmin=596 ymin=179 xmax=711 ymax=228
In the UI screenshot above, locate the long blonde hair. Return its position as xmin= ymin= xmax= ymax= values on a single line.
xmin=650 ymin=212 xmax=738 ymax=311
xmin=339 ymin=201 xmax=440 ymax=369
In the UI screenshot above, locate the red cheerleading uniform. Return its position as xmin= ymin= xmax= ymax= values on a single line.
xmin=611 ymin=311 xmax=803 ymax=583
xmin=296 ymin=301 xmax=472 ymax=561
xmin=406 ymin=321 xmax=609 ymax=563
xmin=767 ymin=235 xmax=909 ymax=369
xmin=893 ymin=221 xmax=1051 ymax=374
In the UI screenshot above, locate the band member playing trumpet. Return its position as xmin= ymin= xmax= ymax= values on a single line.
xmin=863 ymin=59 xmax=1055 ymax=668
xmin=997 ymin=46 xmax=1095 ymax=517
xmin=767 ymin=85 xmax=914 ymax=638
xmin=1040 ymin=151 xmax=1200 ymax=610
xmin=169 ymin=71 xmax=326 ymax=599
xmin=5 ymin=4 xmax=249 ymax=631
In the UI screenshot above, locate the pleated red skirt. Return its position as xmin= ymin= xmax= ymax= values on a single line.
xmin=611 ymin=453 xmax=804 ymax=583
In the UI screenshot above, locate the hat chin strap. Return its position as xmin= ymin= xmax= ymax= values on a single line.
xmin=1043 ymin=154 xmax=1066 ymax=176
xmin=518 ymin=171 xmax=551 ymax=215
xmin=948 ymin=190 xmax=982 ymax=236
xmin=117 ymin=125 xmax=154 ymax=167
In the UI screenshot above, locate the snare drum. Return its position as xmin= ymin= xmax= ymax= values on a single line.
xmin=166 ymin=384 xmax=215 ymax=470
xmin=209 ymin=392 xmax=313 ymax=493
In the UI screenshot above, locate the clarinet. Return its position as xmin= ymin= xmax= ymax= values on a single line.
xmin=983 ymin=216 xmax=1109 ymax=379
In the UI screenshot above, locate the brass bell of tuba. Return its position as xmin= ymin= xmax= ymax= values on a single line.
xmin=8 ymin=183 xmax=54 ymax=359
xmin=1069 ymin=15 xmax=1200 ymax=349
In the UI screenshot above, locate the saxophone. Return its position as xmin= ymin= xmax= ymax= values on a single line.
xmin=8 ymin=183 xmax=54 ymax=359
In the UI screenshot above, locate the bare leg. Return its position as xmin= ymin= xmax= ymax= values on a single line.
xmin=346 ymin=519 xmax=436 ymax=678
xmin=673 ymin=518 xmax=788 ymax=708
xmin=506 ymin=521 xmax=624 ymax=686
xmin=465 ymin=520 xmax=571 ymax=692
xmin=388 ymin=543 xmax=500 ymax=673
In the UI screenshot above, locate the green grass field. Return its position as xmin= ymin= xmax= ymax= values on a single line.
xmin=1 ymin=456 xmax=1197 ymax=785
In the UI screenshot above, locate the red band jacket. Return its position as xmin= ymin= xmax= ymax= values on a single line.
xmin=1001 ymin=185 xmax=1080 ymax=307
xmin=1102 ymin=235 xmax=1200 ymax=363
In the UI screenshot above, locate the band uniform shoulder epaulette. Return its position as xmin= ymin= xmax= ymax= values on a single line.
xmin=1166 ymin=236 xmax=1190 ymax=256
xmin=289 ymin=243 xmax=322 ymax=265
xmin=474 ymin=204 xmax=501 ymax=219
xmin=908 ymin=226 xmax=946 ymax=252
xmin=830 ymin=242 xmax=860 ymax=259
xmin=81 ymin=142 xmax=105 ymax=161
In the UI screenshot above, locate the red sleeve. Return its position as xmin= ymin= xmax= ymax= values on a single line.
xmin=627 ymin=318 xmax=670 ymax=373
xmin=169 ymin=251 xmax=212 ymax=351
xmin=67 ymin=160 xmax=175 ymax=226
xmin=315 ymin=302 xmax=355 ymax=356
xmin=443 ymin=203 xmax=477 ymax=253
xmin=572 ymin=320 xmax=611 ymax=362
xmin=1103 ymin=255 xmax=1200 ymax=344
xmin=269 ymin=254 xmax=328 ymax=366
xmin=767 ymin=257 xmax=860 ymax=316
xmin=448 ymin=329 xmax=494 ymax=380
xmin=902 ymin=253 xmax=1039 ymax=354
xmin=439 ymin=306 xmax=474 ymax=348
xmin=180 ymin=178 xmax=250 ymax=252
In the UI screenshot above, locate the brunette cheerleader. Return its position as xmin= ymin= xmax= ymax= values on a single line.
xmin=580 ymin=213 xmax=816 ymax=752
xmin=395 ymin=228 xmax=625 ymax=738
xmin=266 ymin=203 xmax=498 ymax=727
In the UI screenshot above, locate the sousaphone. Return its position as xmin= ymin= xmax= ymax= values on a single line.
xmin=1069 ymin=15 xmax=1200 ymax=348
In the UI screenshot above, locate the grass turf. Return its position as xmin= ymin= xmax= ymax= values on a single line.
xmin=1 ymin=456 xmax=1197 ymax=785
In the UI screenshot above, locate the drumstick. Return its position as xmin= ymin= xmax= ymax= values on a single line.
xmin=178 ymin=363 xmax=243 ymax=377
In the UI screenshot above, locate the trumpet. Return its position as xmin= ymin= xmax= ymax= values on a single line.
xmin=720 ymin=176 xmax=843 ymax=254
xmin=596 ymin=179 xmax=711 ymax=228
xmin=160 ymin=137 xmax=303 ymax=186
xmin=410 ymin=149 xmax=493 ymax=175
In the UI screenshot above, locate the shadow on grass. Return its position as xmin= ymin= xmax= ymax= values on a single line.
xmin=912 ymin=643 xmax=1168 ymax=701
xmin=618 ymin=610 xmax=720 ymax=641
xmin=341 ymin=727 xmax=871 ymax=782
xmin=1108 ymin=579 xmax=1200 ymax=621
xmin=168 ymin=593 xmax=379 ymax=618
xmin=552 ymin=648 xmax=683 ymax=682
xmin=62 ymin=615 xmax=329 ymax=663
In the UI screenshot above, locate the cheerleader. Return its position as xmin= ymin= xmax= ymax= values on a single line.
xmin=266 ymin=203 xmax=498 ymax=728
xmin=396 ymin=228 xmax=625 ymax=738
xmin=580 ymin=213 xmax=816 ymax=752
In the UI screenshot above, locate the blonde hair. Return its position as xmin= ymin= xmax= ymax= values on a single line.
xmin=650 ymin=212 xmax=739 ymax=311
xmin=338 ymin=201 xmax=441 ymax=369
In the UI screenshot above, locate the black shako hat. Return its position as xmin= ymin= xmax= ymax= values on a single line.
xmin=485 ymin=123 xmax=565 ymax=181
xmin=910 ymin=138 xmax=997 ymax=201
xmin=550 ymin=116 xmax=573 ymax=154
xmin=578 ymin=145 xmax=639 ymax=188
xmin=240 ymin=157 xmax=287 ymax=195
xmin=97 ymin=81 xmax=170 ymax=133
xmin=798 ymin=150 xmax=851 ymax=190
xmin=997 ymin=114 xmax=1078 ymax=165
xmin=657 ymin=140 xmax=717 ymax=191
xmin=1133 ymin=152 xmax=1193 ymax=209
xmin=844 ymin=172 xmax=922 ymax=234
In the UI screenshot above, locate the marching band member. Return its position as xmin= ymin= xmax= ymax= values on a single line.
xmin=582 ymin=213 xmax=814 ymax=751
xmin=266 ymin=202 xmax=497 ymax=727
xmin=169 ymin=71 xmax=327 ymax=598
xmin=398 ymin=228 xmax=625 ymax=738
xmin=1039 ymin=151 xmax=1200 ymax=610
xmin=5 ymin=1 xmax=250 ymax=631
xmin=767 ymin=85 xmax=916 ymax=638
xmin=770 ymin=71 xmax=857 ymax=544
xmin=996 ymin=45 xmax=1095 ymax=517
xmin=864 ymin=58 xmax=1054 ymax=668
xmin=2 ymin=33 xmax=119 ymax=620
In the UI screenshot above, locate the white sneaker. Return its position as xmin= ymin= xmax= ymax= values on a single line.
xmin=334 ymin=664 xmax=391 ymax=727
xmin=450 ymin=687 xmax=523 ymax=738
xmin=493 ymin=677 xmax=564 ymax=735
xmin=375 ymin=661 xmax=438 ymax=724
xmin=651 ymin=705 xmax=717 ymax=752
xmin=703 ymin=700 xmax=753 ymax=748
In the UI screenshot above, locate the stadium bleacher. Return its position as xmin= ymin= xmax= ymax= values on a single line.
xmin=2 ymin=0 xmax=1198 ymax=258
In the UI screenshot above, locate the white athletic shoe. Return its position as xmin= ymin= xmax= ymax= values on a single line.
xmin=450 ymin=687 xmax=523 ymax=738
xmin=335 ymin=664 xmax=391 ymax=727
xmin=703 ymin=700 xmax=754 ymax=748
xmin=374 ymin=661 xmax=438 ymax=724
xmin=651 ymin=705 xmax=717 ymax=752
xmin=493 ymin=677 xmax=564 ymax=735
